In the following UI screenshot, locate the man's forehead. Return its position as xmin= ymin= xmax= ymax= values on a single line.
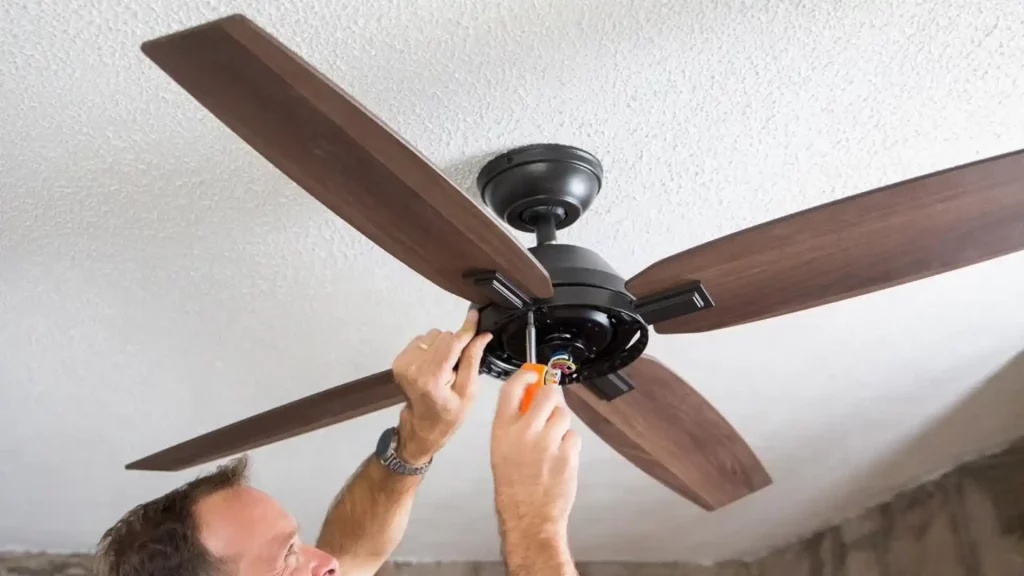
xmin=194 ymin=485 xmax=297 ymax=559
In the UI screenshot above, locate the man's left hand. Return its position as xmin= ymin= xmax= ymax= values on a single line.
xmin=391 ymin=309 xmax=493 ymax=464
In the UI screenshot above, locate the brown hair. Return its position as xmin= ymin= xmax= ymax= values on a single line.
xmin=95 ymin=456 xmax=250 ymax=576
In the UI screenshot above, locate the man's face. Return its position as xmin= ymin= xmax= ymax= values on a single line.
xmin=194 ymin=485 xmax=337 ymax=576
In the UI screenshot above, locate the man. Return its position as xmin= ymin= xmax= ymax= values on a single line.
xmin=96 ymin=310 xmax=581 ymax=576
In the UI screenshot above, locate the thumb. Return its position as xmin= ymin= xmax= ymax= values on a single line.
xmin=453 ymin=332 xmax=492 ymax=399
xmin=454 ymin=309 xmax=481 ymax=349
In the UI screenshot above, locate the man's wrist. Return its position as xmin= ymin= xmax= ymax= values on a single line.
xmin=501 ymin=520 xmax=568 ymax=545
xmin=395 ymin=441 xmax=434 ymax=466
xmin=394 ymin=421 xmax=438 ymax=465
xmin=501 ymin=522 xmax=574 ymax=574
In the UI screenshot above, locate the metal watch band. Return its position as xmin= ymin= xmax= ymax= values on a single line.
xmin=379 ymin=451 xmax=431 ymax=476
xmin=376 ymin=427 xmax=431 ymax=476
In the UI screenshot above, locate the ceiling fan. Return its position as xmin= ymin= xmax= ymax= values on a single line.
xmin=126 ymin=14 xmax=1024 ymax=511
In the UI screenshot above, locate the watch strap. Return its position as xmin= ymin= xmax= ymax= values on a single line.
xmin=379 ymin=450 xmax=431 ymax=476
xmin=376 ymin=427 xmax=432 ymax=476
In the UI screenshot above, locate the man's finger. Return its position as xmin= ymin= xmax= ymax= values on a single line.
xmin=453 ymin=332 xmax=492 ymax=399
xmin=442 ymin=309 xmax=481 ymax=367
xmin=544 ymin=405 xmax=572 ymax=441
xmin=562 ymin=429 xmax=582 ymax=471
xmin=563 ymin=428 xmax=581 ymax=450
xmin=428 ymin=331 xmax=457 ymax=374
xmin=458 ymin=309 xmax=481 ymax=340
xmin=496 ymin=369 xmax=540 ymax=421
xmin=524 ymin=384 xmax=563 ymax=429
xmin=395 ymin=338 xmax=421 ymax=364
xmin=420 ymin=329 xmax=442 ymax=348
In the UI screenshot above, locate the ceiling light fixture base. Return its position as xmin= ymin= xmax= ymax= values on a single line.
xmin=477 ymin=144 xmax=603 ymax=234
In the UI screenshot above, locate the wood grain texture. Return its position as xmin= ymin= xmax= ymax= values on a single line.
xmin=627 ymin=149 xmax=1024 ymax=333
xmin=125 ymin=370 xmax=403 ymax=471
xmin=566 ymin=356 xmax=771 ymax=510
xmin=141 ymin=15 xmax=552 ymax=305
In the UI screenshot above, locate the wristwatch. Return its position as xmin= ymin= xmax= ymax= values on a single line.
xmin=375 ymin=427 xmax=432 ymax=476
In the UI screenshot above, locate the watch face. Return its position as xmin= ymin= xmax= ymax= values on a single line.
xmin=376 ymin=427 xmax=396 ymax=459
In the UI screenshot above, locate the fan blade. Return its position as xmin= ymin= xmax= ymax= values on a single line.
xmin=565 ymin=356 xmax=770 ymax=510
xmin=141 ymin=15 xmax=553 ymax=305
xmin=627 ymin=149 xmax=1024 ymax=333
xmin=126 ymin=370 xmax=402 ymax=471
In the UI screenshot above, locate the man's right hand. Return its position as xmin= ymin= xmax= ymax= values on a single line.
xmin=490 ymin=369 xmax=581 ymax=574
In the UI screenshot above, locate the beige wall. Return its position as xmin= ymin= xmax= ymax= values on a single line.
xmin=4 ymin=440 xmax=1023 ymax=576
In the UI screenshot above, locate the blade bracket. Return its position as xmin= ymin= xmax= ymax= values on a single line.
xmin=465 ymin=271 xmax=530 ymax=310
xmin=585 ymin=371 xmax=636 ymax=401
xmin=634 ymin=281 xmax=714 ymax=325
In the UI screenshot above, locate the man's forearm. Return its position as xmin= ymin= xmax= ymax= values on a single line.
xmin=501 ymin=525 xmax=578 ymax=576
xmin=316 ymin=456 xmax=422 ymax=575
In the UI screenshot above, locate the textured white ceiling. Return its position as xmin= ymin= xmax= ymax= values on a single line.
xmin=3 ymin=0 xmax=1024 ymax=563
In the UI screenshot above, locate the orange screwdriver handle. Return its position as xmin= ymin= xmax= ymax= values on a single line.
xmin=518 ymin=363 xmax=549 ymax=413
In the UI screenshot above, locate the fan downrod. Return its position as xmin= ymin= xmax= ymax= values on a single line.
xmin=478 ymin=144 xmax=603 ymax=242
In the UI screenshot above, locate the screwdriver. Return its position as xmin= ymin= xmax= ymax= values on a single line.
xmin=518 ymin=311 xmax=548 ymax=413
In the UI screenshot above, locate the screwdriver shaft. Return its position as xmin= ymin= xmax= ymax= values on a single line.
xmin=525 ymin=311 xmax=537 ymax=365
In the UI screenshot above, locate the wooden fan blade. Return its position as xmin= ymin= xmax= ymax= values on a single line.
xmin=565 ymin=356 xmax=770 ymax=510
xmin=627 ymin=149 xmax=1024 ymax=333
xmin=141 ymin=15 xmax=552 ymax=305
xmin=126 ymin=370 xmax=402 ymax=471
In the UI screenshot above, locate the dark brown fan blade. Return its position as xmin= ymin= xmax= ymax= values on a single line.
xmin=141 ymin=15 xmax=553 ymax=305
xmin=126 ymin=370 xmax=402 ymax=471
xmin=627 ymin=149 xmax=1024 ymax=333
xmin=565 ymin=356 xmax=770 ymax=510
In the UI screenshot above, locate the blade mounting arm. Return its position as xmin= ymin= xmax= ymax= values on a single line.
xmin=633 ymin=281 xmax=715 ymax=326
xmin=464 ymin=270 xmax=530 ymax=310
xmin=584 ymin=370 xmax=635 ymax=400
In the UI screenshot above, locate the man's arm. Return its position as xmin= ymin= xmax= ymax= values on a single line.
xmin=316 ymin=310 xmax=492 ymax=576
xmin=315 ymin=457 xmax=422 ymax=575
xmin=500 ymin=526 xmax=576 ymax=575
xmin=491 ymin=371 xmax=582 ymax=576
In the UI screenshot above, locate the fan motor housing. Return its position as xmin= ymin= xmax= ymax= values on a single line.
xmin=478 ymin=244 xmax=649 ymax=383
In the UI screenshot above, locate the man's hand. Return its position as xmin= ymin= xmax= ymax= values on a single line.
xmin=317 ymin=311 xmax=492 ymax=575
xmin=391 ymin=309 xmax=493 ymax=465
xmin=491 ymin=370 xmax=581 ymax=575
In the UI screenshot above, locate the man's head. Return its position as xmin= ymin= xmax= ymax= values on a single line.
xmin=96 ymin=457 xmax=337 ymax=576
